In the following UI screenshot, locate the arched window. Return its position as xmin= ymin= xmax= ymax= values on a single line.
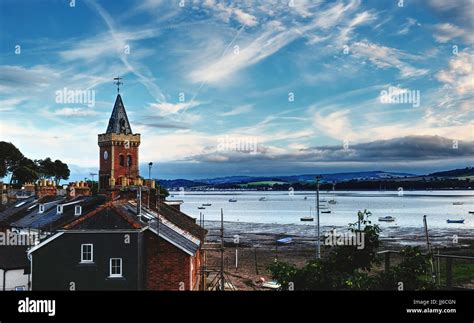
xmin=119 ymin=155 xmax=124 ymax=166
xmin=127 ymin=155 xmax=132 ymax=166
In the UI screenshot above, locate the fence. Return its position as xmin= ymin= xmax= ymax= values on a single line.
xmin=378 ymin=250 xmax=474 ymax=289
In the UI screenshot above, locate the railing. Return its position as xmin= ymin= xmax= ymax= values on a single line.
xmin=377 ymin=250 xmax=474 ymax=289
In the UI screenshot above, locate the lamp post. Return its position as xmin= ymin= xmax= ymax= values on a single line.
xmin=148 ymin=162 xmax=153 ymax=209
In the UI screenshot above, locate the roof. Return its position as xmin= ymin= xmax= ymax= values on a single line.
xmin=148 ymin=200 xmax=207 ymax=240
xmin=63 ymin=201 xmax=143 ymax=230
xmin=0 ymin=196 xmax=60 ymax=228
xmin=125 ymin=202 xmax=201 ymax=256
xmin=0 ymin=245 xmax=29 ymax=270
xmin=105 ymin=94 xmax=133 ymax=135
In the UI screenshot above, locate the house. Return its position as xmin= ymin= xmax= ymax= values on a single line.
xmin=0 ymin=246 xmax=30 ymax=291
xmin=28 ymin=197 xmax=206 ymax=290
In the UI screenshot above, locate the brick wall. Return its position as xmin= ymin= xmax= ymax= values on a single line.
xmin=144 ymin=231 xmax=195 ymax=291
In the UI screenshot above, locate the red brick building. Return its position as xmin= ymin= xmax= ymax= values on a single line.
xmin=98 ymin=94 xmax=141 ymax=190
xmin=26 ymin=89 xmax=207 ymax=290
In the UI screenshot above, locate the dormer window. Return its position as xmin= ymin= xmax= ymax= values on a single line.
xmin=75 ymin=205 xmax=82 ymax=216
xmin=38 ymin=204 xmax=45 ymax=214
xmin=57 ymin=205 xmax=63 ymax=214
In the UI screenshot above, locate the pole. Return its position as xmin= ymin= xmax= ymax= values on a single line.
xmin=423 ymin=215 xmax=436 ymax=283
xmin=316 ymin=176 xmax=321 ymax=259
xmin=147 ymin=162 xmax=152 ymax=209
xmin=220 ymin=208 xmax=225 ymax=291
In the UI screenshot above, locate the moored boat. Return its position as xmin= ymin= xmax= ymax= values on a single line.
xmin=300 ymin=217 xmax=314 ymax=222
xmin=447 ymin=219 xmax=464 ymax=224
xmin=378 ymin=216 xmax=396 ymax=222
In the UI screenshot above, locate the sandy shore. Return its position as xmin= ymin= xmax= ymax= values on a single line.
xmin=203 ymin=221 xmax=474 ymax=290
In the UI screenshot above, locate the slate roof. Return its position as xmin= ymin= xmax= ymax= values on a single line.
xmin=106 ymin=94 xmax=133 ymax=135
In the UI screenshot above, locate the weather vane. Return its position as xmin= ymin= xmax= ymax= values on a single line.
xmin=113 ymin=76 xmax=123 ymax=93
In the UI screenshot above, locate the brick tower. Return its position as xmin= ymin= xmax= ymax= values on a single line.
xmin=98 ymin=93 xmax=141 ymax=190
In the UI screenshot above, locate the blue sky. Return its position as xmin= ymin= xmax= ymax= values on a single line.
xmin=0 ymin=0 xmax=473 ymax=180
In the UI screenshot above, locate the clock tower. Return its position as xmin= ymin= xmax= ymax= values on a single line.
xmin=98 ymin=89 xmax=141 ymax=190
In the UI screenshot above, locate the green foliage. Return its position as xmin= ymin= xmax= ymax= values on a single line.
xmin=0 ymin=141 xmax=24 ymax=178
xmin=0 ymin=142 xmax=70 ymax=186
xmin=267 ymin=210 xmax=435 ymax=291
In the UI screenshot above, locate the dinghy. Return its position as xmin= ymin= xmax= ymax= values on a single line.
xmin=378 ymin=216 xmax=396 ymax=222
xmin=447 ymin=219 xmax=464 ymax=224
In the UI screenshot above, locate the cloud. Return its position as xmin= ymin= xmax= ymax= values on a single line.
xmin=433 ymin=23 xmax=474 ymax=43
xmin=53 ymin=107 xmax=99 ymax=117
xmin=397 ymin=18 xmax=420 ymax=35
xmin=219 ymin=104 xmax=253 ymax=116
xmin=148 ymin=101 xmax=201 ymax=116
xmin=189 ymin=0 xmax=362 ymax=84
xmin=351 ymin=41 xmax=429 ymax=78
xmin=202 ymin=0 xmax=258 ymax=27
xmin=436 ymin=51 xmax=474 ymax=95
xmin=0 ymin=97 xmax=26 ymax=112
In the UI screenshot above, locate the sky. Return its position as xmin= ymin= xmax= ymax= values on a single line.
xmin=0 ymin=0 xmax=473 ymax=181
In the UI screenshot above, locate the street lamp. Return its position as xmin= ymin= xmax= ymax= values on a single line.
xmin=148 ymin=162 xmax=153 ymax=209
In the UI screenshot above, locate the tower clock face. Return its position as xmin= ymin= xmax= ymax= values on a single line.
xmin=103 ymin=150 xmax=109 ymax=160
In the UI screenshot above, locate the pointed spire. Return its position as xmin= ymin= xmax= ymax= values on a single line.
xmin=106 ymin=94 xmax=133 ymax=135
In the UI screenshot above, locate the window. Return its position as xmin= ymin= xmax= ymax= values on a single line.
xmin=127 ymin=155 xmax=132 ymax=166
xmin=109 ymin=258 xmax=122 ymax=277
xmin=119 ymin=154 xmax=124 ymax=166
xmin=81 ymin=244 xmax=93 ymax=263
xmin=74 ymin=205 xmax=82 ymax=216
xmin=38 ymin=204 xmax=44 ymax=213
xmin=57 ymin=205 xmax=63 ymax=214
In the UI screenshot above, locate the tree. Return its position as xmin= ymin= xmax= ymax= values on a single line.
xmin=11 ymin=157 xmax=39 ymax=184
xmin=0 ymin=141 xmax=24 ymax=179
xmin=52 ymin=159 xmax=70 ymax=185
xmin=36 ymin=158 xmax=55 ymax=179
xmin=267 ymin=210 xmax=435 ymax=291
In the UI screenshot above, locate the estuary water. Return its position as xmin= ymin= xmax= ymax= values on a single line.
xmin=172 ymin=190 xmax=474 ymax=230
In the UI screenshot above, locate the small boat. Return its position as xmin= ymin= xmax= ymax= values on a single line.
xmin=276 ymin=237 xmax=292 ymax=244
xmin=300 ymin=217 xmax=314 ymax=222
xmin=328 ymin=199 xmax=337 ymax=204
xmin=197 ymin=206 xmax=205 ymax=210
xmin=469 ymin=211 xmax=474 ymax=214
xmin=228 ymin=198 xmax=237 ymax=202
xmin=262 ymin=281 xmax=281 ymax=289
xmin=258 ymin=197 xmax=267 ymax=201
xmin=304 ymin=196 xmax=308 ymax=200
xmin=320 ymin=199 xmax=327 ymax=202
xmin=447 ymin=219 xmax=464 ymax=224
xmin=453 ymin=202 xmax=464 ymax=205
xmin=202 ymin=203 xmax=212 ymax=206
xmin=321 ymin=210 xmax=331 ymax=214
xmin=379 ymin=216 xmax=396 ymax=222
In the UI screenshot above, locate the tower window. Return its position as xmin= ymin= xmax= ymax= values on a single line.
xmin=119 ymin=154 xmax=124 ymax=166
xmin=127 ymin=155 xmax=132 ymax=166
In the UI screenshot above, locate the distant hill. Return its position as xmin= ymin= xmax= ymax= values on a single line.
xmin=159 ymin=170 xmax=418 ymax=188
xmin=429 ymin=167 xmax=474 ymax=178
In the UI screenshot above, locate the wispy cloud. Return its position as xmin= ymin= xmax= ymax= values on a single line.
xmin=219 ymin=104 xmax=253 ymax=116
